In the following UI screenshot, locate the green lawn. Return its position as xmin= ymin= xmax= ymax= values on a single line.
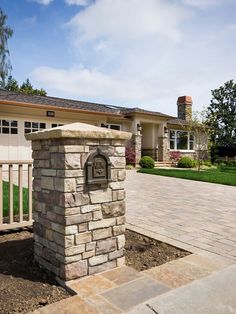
xmin=2 ymin=181 xmax=29 ymax=217
xmin=138 ymin=166 xmax=236 ymax=186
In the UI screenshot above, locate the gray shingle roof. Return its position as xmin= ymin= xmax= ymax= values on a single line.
xmin=0 ymin=89 xmax=119 ymax=115
xmin=0 ymin=89 xmax=175 ymax=119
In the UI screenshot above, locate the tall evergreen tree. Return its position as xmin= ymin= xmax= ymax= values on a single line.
xmin=206 ymin=80 xmax=236 ymax=147
xmin=0 ymin=8 xmax=13 ymax=87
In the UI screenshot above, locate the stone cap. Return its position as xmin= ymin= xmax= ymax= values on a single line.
xmin=25 ymin=122 xmax=132 ymax=141
xmin=177 ymin=96 xmax=192 ymax=105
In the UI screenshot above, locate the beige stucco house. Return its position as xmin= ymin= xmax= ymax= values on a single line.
xmin=0 ymin=90 xmax=199 ymax=164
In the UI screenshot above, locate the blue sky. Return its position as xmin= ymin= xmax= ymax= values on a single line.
xmin=1 ymin=0 xmax=236 ymax=116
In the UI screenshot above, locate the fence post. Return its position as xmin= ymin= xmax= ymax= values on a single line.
xmin=26 ymin=123 xmax=131 ymax=283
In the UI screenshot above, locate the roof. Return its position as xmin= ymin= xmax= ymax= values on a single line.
xmin=0 ymin=89 xmax=174 ymax=119
xmin=167 ymin=118 xmax=190 ymax=126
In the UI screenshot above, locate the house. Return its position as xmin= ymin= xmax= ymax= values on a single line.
xmin=0 ymin=89 xmax=201 ymax=164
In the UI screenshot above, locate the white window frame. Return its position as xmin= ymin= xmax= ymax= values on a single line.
xmin=24 ymin=121 xmax=46 ymax=134
xmin=0 ymin=119 xmax=18 ymax=135
xmin=169 ymin=129 xmax=195 ymax=151
xmin=107 ymin=124 xmax=122 ymax=131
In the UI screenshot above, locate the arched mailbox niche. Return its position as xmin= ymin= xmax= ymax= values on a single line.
xmin=86 ymin=147 xmax=111 ymax=185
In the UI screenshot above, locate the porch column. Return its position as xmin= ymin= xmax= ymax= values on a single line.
xmin=130 ymin=119 xmax=142 ymax=166
xmin=26 ymin=123 xmax=131 ymax=283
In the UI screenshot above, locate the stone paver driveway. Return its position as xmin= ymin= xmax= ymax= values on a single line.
xmin=125 ymin=171 xmax=236 ymax=260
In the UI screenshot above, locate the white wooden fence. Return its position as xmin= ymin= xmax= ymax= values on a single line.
xmin=0 ymin=161 xmax=33 ymax=231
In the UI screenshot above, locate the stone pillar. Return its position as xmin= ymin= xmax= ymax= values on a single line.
xmin=132 ymin=134 xmax=142 ymax=166
xmin=158 ymin=136 xmax=169 ymax=162
xmin=26 ymin=123 xmax=131 ymax=283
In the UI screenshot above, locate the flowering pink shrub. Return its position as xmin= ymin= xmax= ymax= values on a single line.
xmin=170 ymin=151 xmax=181 ymax=163
xmin=125 ymin=146 xmax=136 ymax=165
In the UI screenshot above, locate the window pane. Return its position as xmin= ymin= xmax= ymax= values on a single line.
xmin=170 ymin=140 xmax=175 ymax=149
xmin=51 ymin=124 xmax=57 ymax=128
xmin=32 ymin=122 xmax=38 ymax=128
xmin=189 ymin=133 xmax=194 ymax=141
xmin=169 ymin=130 xmax=175 ymax=139
xmin=40 ymin=123 xmax=46 ymax=129
xmin=177 ymin=131 xmax=188 ymax=150
xmin=25 ymin=129 xmax=31 ymax=134
xmin=32 ymin=129 xmax=38 ymax=132
xmin=109 ymin=125 xmax=121 ymax=130
xmin=25 ymin=121 xmax=31 ymax=128
xmin=2 ymin=120 xmax=9 ymax=126
xmin=11 ymin=121 xmax=18 ymax=127
xmin=190 ymin=141 xmax=194 ymax=150
xmin=11 ymin=128 xmax=18 ymax=134
xmin=2 ymin=127 xmax=9 ymax=134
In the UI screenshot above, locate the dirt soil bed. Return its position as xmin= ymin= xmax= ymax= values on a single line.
xmin=0 ymin=228 xmax=190 ymax=313
xmin=125 ymin=229 xmax=190 ymax=271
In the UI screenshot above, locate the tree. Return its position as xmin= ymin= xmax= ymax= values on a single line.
xmin=185 ymin=111 xmax=210 ymax=171
xmin=0 ymin=9 xmax=13 ymax=87
xmin=206 ymin=80 xmax=236 ymax=147
xmin=5 ymin=76 xmax=47 ymax=96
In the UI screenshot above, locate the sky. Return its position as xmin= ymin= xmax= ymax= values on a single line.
xmin=1 ymin=0 xmax=236 ymax=116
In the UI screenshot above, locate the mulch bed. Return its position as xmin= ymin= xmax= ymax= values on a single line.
xmin=0 ymin=228 xmax=190 ymax=313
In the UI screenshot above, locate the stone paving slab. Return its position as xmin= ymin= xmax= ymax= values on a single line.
xmin=101 ymin=276 xmax=169 ymax=311
xmin=129 ymin=263 xmax=236 ymax=314
xmin=125 ymin=171 xmax=236 ymax=260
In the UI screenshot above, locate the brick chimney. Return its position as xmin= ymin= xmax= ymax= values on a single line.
xmin=177 ymin=96 xmax=192 ymax=121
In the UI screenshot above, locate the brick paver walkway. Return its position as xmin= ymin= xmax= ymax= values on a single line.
xmin=125 ymin=171 xmax=236 ymax=260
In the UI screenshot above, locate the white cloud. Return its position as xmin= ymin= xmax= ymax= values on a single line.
xmin=32 ymin=0 xmax=54 ymax=5
xmin=182 ymin=0 xmax=234 ymax=9
xmin=67 ymin=0 xmax=189 ymax=43
xmin=65 ymin=0 xmax=90 ymax=6
xmin=31 ymin=0 xmax=236 ymax=116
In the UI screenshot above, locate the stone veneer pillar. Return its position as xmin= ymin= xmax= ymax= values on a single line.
xmin=26 ymin=123 xmax=131 ymax=282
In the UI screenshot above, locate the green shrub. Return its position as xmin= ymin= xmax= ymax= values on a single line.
xmin=177 ymin=156 xmax=195 ymax=168
xmin=139 ymin=156 xmax=155 ymax=168
xmin=203 ymin=160 xmax=212 ymax=167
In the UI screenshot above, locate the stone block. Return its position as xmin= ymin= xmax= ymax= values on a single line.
xmin=57 ymin=169 xmax=84 ymax=178
xmin=32 ymin=140 xmax=41 ymax=150
xmin=109 ymin=249 xmax=124 ymax=260
xmin=117 ymin=190 xmax=125 ymax=200
xmin=78 ymin=223 xmax=88 ymax=232
xmin=53 ymin=232 xmax=74 ymax=248
xmin=83 ymin=250 xmax=95 ymax=259
xmin=86 ymin=242 xmax=96 ymax=251
xmin=75 ymin=231 xmax=92 ymax=245
xmin=41 ymin=177 xmax=54 ymax=190
xmin=89 ymin=189 xmax=112 ymax=204
xmin=102 ymin=201 xmax=125 ymax=218
xmin=41 ymin=169 xmax=57 ymax=176
xmin=45 ymin=229 xmax=54 ymax=241
xmin=117 ymin=216 xmax=126 ymax=225
xmin=89 ymin=218 xmax=116 ymax=230
xmin=93 ymin=228 xmax=112 ymax=241
xmin=117 ymin=256 xmax=126 ymax=267
xmin=117 ymin=234 xmax=125 ymax=249
xmin=62 ymin=245 xmax=85 ymax=256
xmin=65 ymin=153 xmax=81 ymax=169
xmin=89 ymin=260 xmax=116 ymax=275
xmin=59 ymin=145 xmax=85 ymax=153
xmin=93 ymin=211 xmax=103 ymax=221
xmin=55 ymin=178 xmax=76 ymax=192
xmin=60 ymin=192 xmax=89 ymax=208
xmin=51 ymin=153 xmax=65 ymax=169
xmin=113 ymin=225 xmax=125 ymax=236
xmin=56 ymin=253 xmax=82 ymax=264
xmin=61 ymin=260 xmax=88 ymax=281
xmin=32 ymin=150 xmax=50 ymax=160
xmin=89 ymin=254 xmax=108 ymax=266
xmin=81 ymin=204 xmax=101 ymax=214
xmin=96 ymin=238 xmax=117 ymax=254
xmin=65 ymin=213 xmax=92 ymax=225
xmin=109 ymin=156 xmax=126 ymax=168
xmin=33 ymin=179 xmax=41 ymax=192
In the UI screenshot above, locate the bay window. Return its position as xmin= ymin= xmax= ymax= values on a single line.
xmin=169 ymin=130 xmax=194 ymax=151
